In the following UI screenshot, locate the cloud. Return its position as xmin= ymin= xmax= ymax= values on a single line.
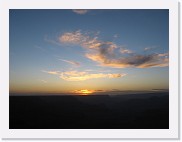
xmin=60 ymin=71 xmax=126 ymax=81
xmin=35 ymin=45 xmax=48 ymax=52
xmin=44 ymin=35 xmax=62 ymax=46
xmin=157 ymin=53 xmax=168 ymax=57
xmin=120 ymin=48 xmax=133 ymax=54
xmin=60 ymin=30 xmax=117 ymax=50
xmin=152 ymin=89 xmax=169 ymax=91
xmin=144 ymin=47 xmax=151 ymax=51
xmin=144 ymin=46 xmax=157 ymax=51
xmin=72 ymin=10 xmax=89 ymax=14
xmin=60 ymin=59 xmax=80 ymax=66
xmin=86 ymin=53 xmax=169 ymax=68
xmin=59 ymin=31 xmax=169 ymax=68
xmin=42 ymin=70 xmax=60 ymax=75
xmin=43 ymin=70 xmax=126 ymax=81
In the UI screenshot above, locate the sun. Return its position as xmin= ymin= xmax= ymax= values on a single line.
xmin=73 ymin=89 xmax=94 ymax=95
xmin=80 ymin=89 xmax=93 ymax=95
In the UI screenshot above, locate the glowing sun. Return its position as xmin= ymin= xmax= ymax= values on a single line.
xmin=73 ymin=89 xmax=94 ymax=95
xmin=80 ymin=89 xmax=93 ymax=95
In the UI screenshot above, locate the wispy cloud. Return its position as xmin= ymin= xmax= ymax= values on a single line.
xmin=42 ymin=70 xmax=60 ymax=75
xmin=43 ymin=70 xmax=126 ymax=81
xmin=60 ymin=30 xmax=117 ymax=50
xmin=72 ymin=10 xmax=89 ymax=15
xmin=120 ymin=48 xmax=133 ymax=54
xmin=60 ymin=71 xmax=126 ymax=81
xmin=44 ymin=35 xmax=61 ymax=46
xmin=144 ymin=46 xmax=157 ymax=51
xmin=35 ymin=45 xmax=47 ymax=52
xmin=59 ymin=30 xmax=169 ymax=68
xmin=59 ymin=59 xmax=80 ymax=66
xmin=157 ymin=53 xmax=168 ymax=57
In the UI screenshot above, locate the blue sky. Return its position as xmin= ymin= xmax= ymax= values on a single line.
xmin=10 ymin=9 xmax=169 ymax=94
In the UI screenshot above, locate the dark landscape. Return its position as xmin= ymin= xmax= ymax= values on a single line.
xmin=9 ymin=92 xmax=169 ymax=129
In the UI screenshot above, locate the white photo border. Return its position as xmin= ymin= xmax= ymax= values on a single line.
xmin=0 ymin=0 xmax=179 ymax=139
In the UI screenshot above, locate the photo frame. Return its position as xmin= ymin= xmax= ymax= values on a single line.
xmin=0 ymin=0 xmax=179 ymax=139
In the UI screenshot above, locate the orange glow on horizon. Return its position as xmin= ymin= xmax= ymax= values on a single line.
xmin=73 ymin=89 xmax=94 ymax=95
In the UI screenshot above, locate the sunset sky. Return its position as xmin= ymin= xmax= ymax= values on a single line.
xmin=9 ymin=9 xmax=169 ymax=94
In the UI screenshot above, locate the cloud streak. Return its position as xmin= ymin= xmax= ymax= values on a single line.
xmin=60 ymin=59 xmax=80 ymax=66
xmin=42 ymin=70 xmax=60 ymax=75
xmin=144 ymin=46 xmax=157 ymax=51
xmin=43 ymin=70 xmax=126 ymax=81
xmin=44 ymin=35 xmax=62 ymax=46
xmin=60 ymin=31 xmax=169 ymax=68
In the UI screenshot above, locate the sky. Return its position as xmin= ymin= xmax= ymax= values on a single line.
xmin=9 ymin=9 xmax=169 ymax=95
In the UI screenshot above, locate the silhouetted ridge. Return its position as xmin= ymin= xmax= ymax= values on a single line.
xmin=9 ymin=92 xmax=169 ymax=129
